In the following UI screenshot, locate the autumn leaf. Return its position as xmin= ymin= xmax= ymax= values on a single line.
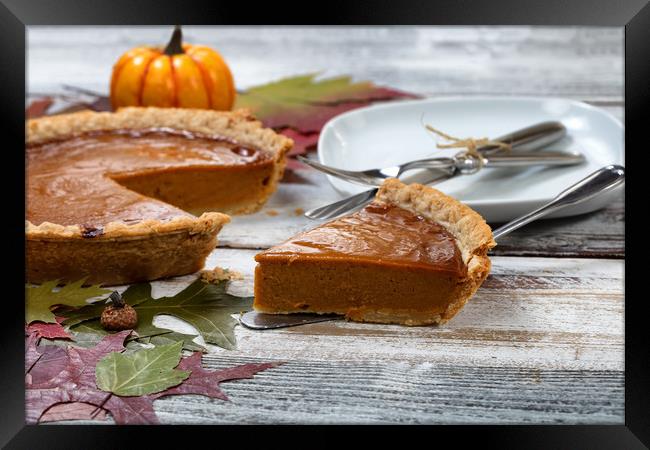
xmin=26 ymin=331 xmax=281 ymax=424
xmin=65 ymin=319 xmax=207 ymax=353
xmin=140 ymin=331 xmax=206 ymax=353
xmin=25 ymin=343 xmax=69 ymax=386
xmin=61 ymin=283 xmax=151 ymax=328
xmin=24 ymin=330 xmax=155 ymax=424
xmin=64 ymin=279 xmax=252 ymax=351
xmin=40 ymin=402 xmax=109 ymax=423
xmin=234 ymin=73 xmax=418 ymax=133
xmin=26 ymin=97 xmax=53 ymax=118
xmin=96 ymin=342 xmax=190 ymax=396
xmin=26 ymin=316 xmax=73 ymax=340
xmin=26 ymin=279 xmax=112 ymax=324
xmin=134 ymin=280 xmax=252 ymax=350
xmin=149 ymin=352 xmax=282 ymax=401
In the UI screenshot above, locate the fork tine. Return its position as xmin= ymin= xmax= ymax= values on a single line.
xmin=297 ymin=156 xmax=383 ymax=186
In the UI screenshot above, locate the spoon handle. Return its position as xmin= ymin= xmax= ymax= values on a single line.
xmin=492 ymin=165 xmax=625 ymax=240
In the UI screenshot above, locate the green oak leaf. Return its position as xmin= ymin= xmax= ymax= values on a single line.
xmin=65 ymin=313 xmax=206 ymax=353
xmin=95 ymin=342 xmax=190 ymax=396
xmin=134 ymin=280 xmax=252 ymax=350
xmin=26 ymin=279 xmax=112 ymax=324
xmin=65 ymin=279 xmax=252 ymax=350
xmin=62 ymin=283 xmax=153 ymax=328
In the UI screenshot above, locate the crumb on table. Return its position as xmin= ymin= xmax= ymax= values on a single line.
xmin=200 ymin=266 xmax=244 ymax=283
xmin=266 ymin=209 xmax=279 ymax=216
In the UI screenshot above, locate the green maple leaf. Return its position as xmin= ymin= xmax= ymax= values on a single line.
xmin=26 ymin=279 xmax=112 ymax=324
xmin=234 ymin=73 xmax=415 ymax=132
xmin=95 ymin=342 xmax=190 ymax=396
xmin=64 ymin=279 xmax=252 ymax=351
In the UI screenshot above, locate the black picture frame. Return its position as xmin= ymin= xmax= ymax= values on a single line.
xmin=1 ymin=0 xmax=645 ymax=447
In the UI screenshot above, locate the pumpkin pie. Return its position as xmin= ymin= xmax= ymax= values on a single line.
xmin=253 ymin=178 xmax=495 ymax=325
xmin=27 ymin=107 xmax=292 ymax=285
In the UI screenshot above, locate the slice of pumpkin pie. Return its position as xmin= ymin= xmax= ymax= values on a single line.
xmin=253 ymin=178 xmax=495 ymax=325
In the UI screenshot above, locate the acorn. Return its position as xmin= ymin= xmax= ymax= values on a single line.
xmin=100 ymin=291 xmax=138 ymax=331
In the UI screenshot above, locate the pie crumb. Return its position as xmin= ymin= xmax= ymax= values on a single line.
xmin=266 ymin=209 xmax=279 ymax=216
xmin=294 ymin=208 xmax=305 ymax=216
xmin=200 ymin=266 xmax=244 ymax=283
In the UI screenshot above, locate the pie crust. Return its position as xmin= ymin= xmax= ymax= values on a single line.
xmin=372 ymin=178 xmax=496 ymax=323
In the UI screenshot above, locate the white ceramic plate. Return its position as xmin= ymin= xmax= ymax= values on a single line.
xmin=318 ymin=97 xmax=624 ymax=223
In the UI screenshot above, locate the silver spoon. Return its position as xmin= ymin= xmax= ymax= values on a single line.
xmin=241 ymin=165 xmax=625 ymax=330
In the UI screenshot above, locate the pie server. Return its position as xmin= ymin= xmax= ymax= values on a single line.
xmin=240 ymin=164 xmax=625 ymax=330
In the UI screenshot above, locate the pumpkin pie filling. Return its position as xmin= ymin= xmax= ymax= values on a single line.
xmin=254 ymin=178 xmax=494 ymax=326
xmin=257 ymin=203 xmax=466 ymax=275
xmin=28 ymin=128 xmax=275 ymax=227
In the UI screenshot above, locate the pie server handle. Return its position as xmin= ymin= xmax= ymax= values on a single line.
xmin=492 ymin=164 xmax=625 ymax=240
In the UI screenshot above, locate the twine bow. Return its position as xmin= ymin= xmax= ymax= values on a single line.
xmin=423 ymin=123 xmax=512 ymax=170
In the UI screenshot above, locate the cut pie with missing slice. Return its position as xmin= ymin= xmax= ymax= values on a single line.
xmin=27 ymin=107 xmax=293 ymax=285
xmin=253 ymin=178 xmax=495 ymax=325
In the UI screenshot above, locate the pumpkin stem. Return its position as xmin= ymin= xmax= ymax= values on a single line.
xmin=164 ymin=25 xmax=184 ymax=55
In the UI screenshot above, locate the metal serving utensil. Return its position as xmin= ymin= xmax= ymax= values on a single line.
xmin=298 ymin=151 xmax=585 ymax=188
xmin=304 ymin=121 xmax=567 ymax=220
xmin=240 ymin=164 xmax=625 ymax=330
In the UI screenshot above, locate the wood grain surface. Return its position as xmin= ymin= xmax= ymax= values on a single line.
xmin=27 ymin=26 xmax=625 ymax=425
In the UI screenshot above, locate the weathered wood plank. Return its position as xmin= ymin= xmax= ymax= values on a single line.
xmin=492 ymin=196 xmax=624 ymax=258
xmin=151 ymin=359 xmax=623 ymax=424
xmin=27 ymin=26 xmax=623 ymax=102
xmin=216 ymin=169 xmax=625 ymax=258
xmin=58 ymin=357 xmax=623 ymax=424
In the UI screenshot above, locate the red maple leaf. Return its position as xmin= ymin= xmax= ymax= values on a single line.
xmin=40 ymin=402 xmax=108 ymax=423
xmin=26 ymin=331 xmax=282 ymax=424
xmin=150 ymin=352 xmax=281 ymax=401
xmin=26 ymin=316 xmax=73 ymax=340
xmin=26 ymin=97 xmax=53 ymax=118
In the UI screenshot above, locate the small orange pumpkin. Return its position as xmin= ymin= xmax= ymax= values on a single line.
xmin=110 ymin=26 xmax=235 ymax=111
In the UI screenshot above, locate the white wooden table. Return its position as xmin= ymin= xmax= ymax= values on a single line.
xmin=27 ymin=26 xmax=624 ymax=424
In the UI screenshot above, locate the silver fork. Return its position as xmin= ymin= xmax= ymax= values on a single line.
xmin=298 ymin=151 xmax=585 ymax=187
xmin=305 ymin=121 xmax=568 ymax=220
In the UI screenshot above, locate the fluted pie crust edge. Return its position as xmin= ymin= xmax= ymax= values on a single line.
xmin=373 ymin=178 xmax=496 ymax=323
